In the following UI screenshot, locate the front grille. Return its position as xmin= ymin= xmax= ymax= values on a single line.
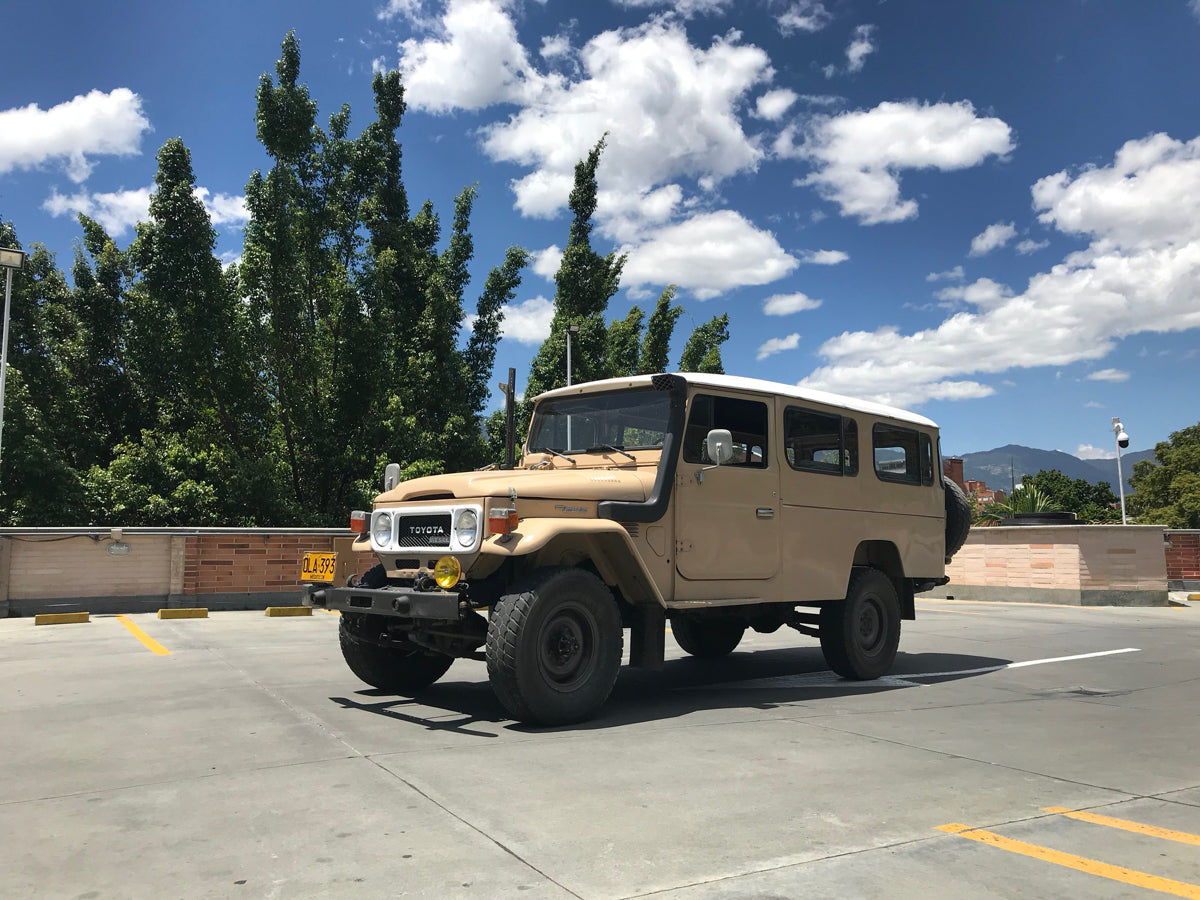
xmin=395 ymin=514 xmax=452 ymax=548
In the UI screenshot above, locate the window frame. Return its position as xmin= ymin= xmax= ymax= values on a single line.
xmin=872 ymin=423 xmax=927 ymax=486
xmin=783 ymin=405 xmax=859 ymax=477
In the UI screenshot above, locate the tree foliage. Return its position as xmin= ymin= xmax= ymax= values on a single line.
xmin=1017 ymin=469 xmax=1121 ymax=524
xmin=0 ymin=32 xmax=527 ymax=526
xmin=1128 ymin=422 xmax=1200 ymax=528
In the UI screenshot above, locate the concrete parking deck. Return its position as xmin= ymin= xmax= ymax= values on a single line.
xmin=2 ymin=599 xmax=1199 ymax=898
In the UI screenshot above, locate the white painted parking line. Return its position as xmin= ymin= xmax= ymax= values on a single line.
xmin=693 ymin=648 xmax=1141 ymax=691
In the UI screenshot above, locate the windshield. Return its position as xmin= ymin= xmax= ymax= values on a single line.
xmin=527 ymin=389 xmax=670 ymax=455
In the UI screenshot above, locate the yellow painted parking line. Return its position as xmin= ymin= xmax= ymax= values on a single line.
xmin=34 ymin=612 xmax=90 ymax=625
xmin=1043 ymin=807 xmax=1200 ymax=847
xmin=115 ymin=615 xmax=171 ymax=656
xmin=321 ymin=608 xmax=341 ymax=616
xmin=936 ymin=823 xmax=1200 ymax=898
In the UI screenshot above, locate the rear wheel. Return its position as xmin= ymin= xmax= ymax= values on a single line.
xmin=819 ymin=568 xmax=901 ymax=680
xmin=671 ymin=615 xmax=746 ymax=658
xmin=339 ymin=614 xmax=453 ymax=694
xmin=486 ymin=567 xmax=623 ymax=726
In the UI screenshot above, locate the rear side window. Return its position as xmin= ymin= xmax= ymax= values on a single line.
xmin=784 ymin=406 xmax=858 ymax=476
xmin=683 ymin=394 xmax=769 ymax=468
xmin=873 ymin=424 xmax=926 ymax=485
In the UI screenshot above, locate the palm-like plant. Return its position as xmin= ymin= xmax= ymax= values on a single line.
xmin=976 ymin=486 xmax=1055 ymax=523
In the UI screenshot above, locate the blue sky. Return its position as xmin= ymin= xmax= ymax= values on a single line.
xmin=2 ymin=0 xmax=1198 ymax=460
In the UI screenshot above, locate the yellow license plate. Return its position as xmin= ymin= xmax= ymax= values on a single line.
xmin=301 ymin=551 xmax=337 ymax=583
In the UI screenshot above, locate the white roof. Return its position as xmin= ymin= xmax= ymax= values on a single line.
xmin=536 ymin=373 xmax=939 ymax=430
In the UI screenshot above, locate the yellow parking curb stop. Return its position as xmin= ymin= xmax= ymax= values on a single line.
xmin=158 ymin=608 xmax=209 ymax=619
xmin=265 ymin=606 xmax=312 ymax=617
xmin=34 ymin=612 xmax=90 ymax=626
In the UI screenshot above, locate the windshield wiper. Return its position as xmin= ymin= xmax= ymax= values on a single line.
xmin=534 ymin=447 xmax=577 ymax=465
xmin=587 ymin=443 xmax=636 ymax=462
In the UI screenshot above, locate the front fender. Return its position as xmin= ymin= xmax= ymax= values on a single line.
xmin=481 ymin=518 xmax=665 ymax=608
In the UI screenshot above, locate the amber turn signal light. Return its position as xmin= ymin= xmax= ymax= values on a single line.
xmin=350 ymin=510 xmax=367 ymax=534
xmin=488 ymin=508 xmax=519 ymax=535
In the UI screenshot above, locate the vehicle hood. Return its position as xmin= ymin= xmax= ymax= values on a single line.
xmin=376 ymin=465 xmax=655 ymax=504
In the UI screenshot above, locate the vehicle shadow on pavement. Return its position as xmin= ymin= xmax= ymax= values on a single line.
xmin=324 ymin=648 xmax=1012 ymax=736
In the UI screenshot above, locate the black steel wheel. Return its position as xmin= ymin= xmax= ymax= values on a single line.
xmin=819 ymin=568 xmax=901 ymax=680
xmin=671 ymin=615 xmax=746 ymax=659
xmin=486 ymin=567 xmax=623 ymax=726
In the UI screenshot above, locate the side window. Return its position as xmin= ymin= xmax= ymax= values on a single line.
xmin=873 ymin=424 xmax=922 ymax=485
xmin=784 ymin=406 xmax=857 ymax=476
xmin=921 ymin=433 xmax=934 ymax=486
xmin=683 ymin=394 xmax=769 ymax=468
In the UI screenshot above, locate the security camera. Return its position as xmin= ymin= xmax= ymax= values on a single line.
xmin=1117 ymin=431 xmax=1129 ymax=449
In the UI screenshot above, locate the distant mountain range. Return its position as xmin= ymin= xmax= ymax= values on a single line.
xmin=957 ymin=443 xmax=1158 ymax=496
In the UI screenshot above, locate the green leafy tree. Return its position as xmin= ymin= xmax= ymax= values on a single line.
xmin=1128 ymin=423 xmax=1200 ymax=527
xmin=1018 ymin=469 xmax=1121 ymax=524
xmin=637 ymin=286 xmax=682 ymax=374
xmin=679 ymin=313 xmax=730 ymax=373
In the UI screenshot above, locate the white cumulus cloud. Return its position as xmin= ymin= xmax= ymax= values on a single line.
xmin=799 ymin=249 xmax=848 ymax=265
xmin=1016 ymin=238 xmax=1049 ymax=254
xmin=620 ymin=210 xmax=798 ymax=300
xmin=845 ymin=25 xmax=877 ymax=73
xmin=757 ymin=332 xmax=801 ymax=360
xmin=1076 ymin=443 xmax=1116 ymax=460
xmin=927 ymin=265 xmax=965 ymax=282
xmin=754 ymin=88 xmax=798 ymax=121
xmin=763 ymin=292 xmax=822 ymax=315
xmin=969 ymin=221 xmax=1016 ymax=256
xmin=781 ymin=100 xmax=1014 ymax=224
xmin=501 ymin=295 xmax=556 ymax=345
xmin=777 ymin=0 xmax=832 ymax=34
xmin=0 ymin=88 xmax=150 ymax=183
xmin=530 ymin=245 xmax=563 ymax=281
xmin=798 ymin=132 xmax=1200 ymax=407
xmin=1087 ymin=368 xmax=1130 ymax=382
xmin=43 ymin=185 xmax=249 ymax=236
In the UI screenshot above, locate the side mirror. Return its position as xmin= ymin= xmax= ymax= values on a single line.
xmin=705 ymin=429 xmax=734 ymax=466
xmin=383 ymin=463 xmax=401 ymax=492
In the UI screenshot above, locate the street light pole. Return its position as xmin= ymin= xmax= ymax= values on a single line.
xmin=1112 ymin=417 xmax=1129 ymax=525
xmin=0 ymin=247 xmax=28 ymax=475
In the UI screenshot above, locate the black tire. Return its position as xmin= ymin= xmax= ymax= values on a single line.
xmin=486 ymin=567 xmax=623 ymax=726
xmin=819 ymin=568 xmax=901 ymax=680
xmin=339 ymin=615 xmax=453 ymax=694
xmin=944 ymin=476 xmax=972 ymax=563
xmin=671 ymin=616 xmax=746 ymax=658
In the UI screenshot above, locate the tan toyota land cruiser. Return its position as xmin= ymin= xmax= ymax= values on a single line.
xmin=303 ymin=372 xmax=971 ymax=725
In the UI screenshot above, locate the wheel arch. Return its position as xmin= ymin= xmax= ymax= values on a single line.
xmin=850 ymin=541 xmax=913 ymax=619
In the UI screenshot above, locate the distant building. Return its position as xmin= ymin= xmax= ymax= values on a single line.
xmin=943 ymin=457 xmax=965 ymax=492
xmin=964 ymin=479 xmax=1007 ymax=506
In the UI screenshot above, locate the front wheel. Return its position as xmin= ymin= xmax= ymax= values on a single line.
xmin=819 ymin=568 xmax=901 ymax=680
xmin=339 ymin=615 xmax=453 ymax=694
xmin=486 ymin=567 xmax=623 ymax=726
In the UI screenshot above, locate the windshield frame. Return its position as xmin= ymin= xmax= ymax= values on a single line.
xmin=526 ymin=387 xmax=671 ymax=457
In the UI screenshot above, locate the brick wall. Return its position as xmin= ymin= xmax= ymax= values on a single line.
xmin=1165 ymin=531 xmax=1200 ymax=582
xmin=182 ymin=534 xmax=338 ymax=595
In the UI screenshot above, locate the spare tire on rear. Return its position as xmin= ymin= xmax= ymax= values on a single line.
xmin=944 ymin=476 xmax=971 ymax=562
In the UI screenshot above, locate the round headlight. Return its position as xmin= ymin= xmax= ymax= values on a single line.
xmin=372 ymin=511 xmax=393 ymax=545
xmin=434 ymin=556 xmax=462 ymax=589
xmin=455 ymin=509 xmax=479 ymax=547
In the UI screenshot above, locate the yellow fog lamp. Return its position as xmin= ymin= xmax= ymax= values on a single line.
xmin=433 ymin=556 xmax=462 ymax=589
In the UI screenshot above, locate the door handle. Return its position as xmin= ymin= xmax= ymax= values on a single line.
xmin=756 ymin=508 xmax=774 ymax=519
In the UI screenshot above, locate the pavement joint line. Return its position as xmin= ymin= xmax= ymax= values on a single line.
xmin=364 ymin=758 xmax=586 ymax=900
xmin=1042 ymin=807 xmax=1200 ymax=846
xmin=935 ymin=822 xmax=1200 ymax=898
xmin=114 ymin=614 xmax=170 ymax=655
